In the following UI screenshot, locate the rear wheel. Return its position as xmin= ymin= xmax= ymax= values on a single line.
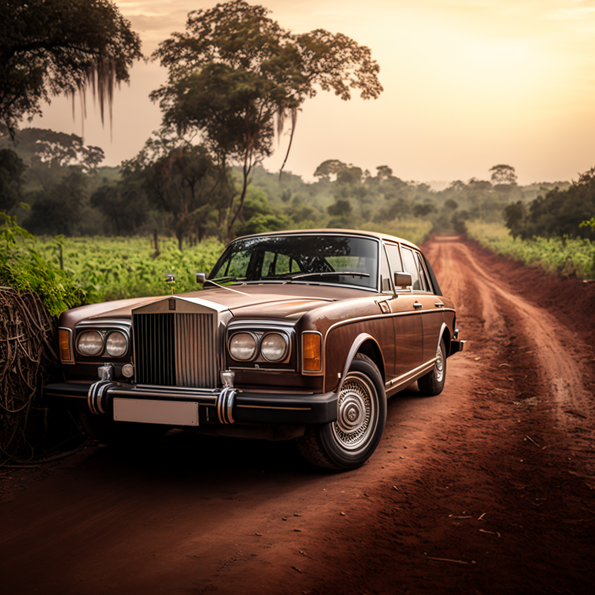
xmin=417 ymin=338 xmax=447 ymax=396
xmin=298 ymin=354 xmax=386 ymax=470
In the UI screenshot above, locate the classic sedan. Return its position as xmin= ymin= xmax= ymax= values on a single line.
xmin=44 ymin=230 xmax=465 ymax=469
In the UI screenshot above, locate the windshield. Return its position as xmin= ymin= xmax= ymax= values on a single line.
xmin=209 ymin=234 xmax=379 ymax=290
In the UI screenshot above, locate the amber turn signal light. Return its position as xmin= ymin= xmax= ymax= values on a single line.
xmin=303 ymin=333 xmax=321 ymax=371
xmin=59 ymin=329 xmax=72 ymax=362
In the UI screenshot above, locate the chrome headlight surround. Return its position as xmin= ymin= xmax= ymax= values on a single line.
xmin=76 ymin=330 xmax=104 ymax=357
xmin=228 ymin=331 xmax=259 ymax=362
xmin=260 ymin=332 xmax=289 ymax=362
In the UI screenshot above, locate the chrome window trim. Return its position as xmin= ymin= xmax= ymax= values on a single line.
xmin=215 ymin=232 xmax=382 ymax=293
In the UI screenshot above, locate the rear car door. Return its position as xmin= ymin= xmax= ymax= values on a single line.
xmin=384 ymin=242 xmax=423 ymax=378
xmin=401 ymin=246 xmax=444 ymax=366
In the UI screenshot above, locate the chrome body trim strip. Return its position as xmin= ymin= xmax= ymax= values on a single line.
xmin=236 ymin=404 xmax=312 ymax=411
xmin=384 ymin=358 xmax=437 ymax=391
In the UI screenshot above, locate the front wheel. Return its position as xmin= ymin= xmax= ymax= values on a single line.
xmin=417 ymin=338 xmax=447 ymax=396
xmin=298 ymin=354 xmax=387 ymax=470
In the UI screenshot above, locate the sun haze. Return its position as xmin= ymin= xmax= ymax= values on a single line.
xmin=30 ymin=0 xmax=595 ymax=185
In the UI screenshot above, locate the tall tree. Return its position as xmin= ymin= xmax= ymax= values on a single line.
xmin=489 ymin=164 xmax=517 ymax=186
xmin=0 ymin=0 xmax=142 ymax=138
xmin=151 ymin=0 xmax=383 ymax=240
xmin=123 ymin=133 xmax=223 ymax=249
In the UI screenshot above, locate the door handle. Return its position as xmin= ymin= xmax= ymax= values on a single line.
xmin=435 ymin=301 xmax=444 ymax=308
xmin=413 ymin=301 xmax=422 ymax=310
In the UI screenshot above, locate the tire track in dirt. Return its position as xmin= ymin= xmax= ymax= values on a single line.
xmin=449 ymin=240 xmax=591 ymax=424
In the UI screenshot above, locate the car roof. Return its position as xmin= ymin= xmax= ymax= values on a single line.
xmin=233 ymin=228 xmax=420 ymax=250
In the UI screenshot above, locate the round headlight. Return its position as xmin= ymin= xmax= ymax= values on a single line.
xmin=105 ymin=331 xmax=128 ymax=357
xmin=77 ymin=331 xmax=104 ymax=356
xmin=261 ymin=333 xmax=288 ymax=362
xmin=229 ymin=332 xmax=257 ymax=361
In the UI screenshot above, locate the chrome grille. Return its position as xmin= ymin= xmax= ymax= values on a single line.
xmin=134 ymin=313 xmax=217 ymax=388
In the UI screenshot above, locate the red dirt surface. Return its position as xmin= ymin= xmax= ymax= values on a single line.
xmin=1 ymin=237 xmax=594 ymax=595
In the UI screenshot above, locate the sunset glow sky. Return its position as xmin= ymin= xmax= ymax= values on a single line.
xmin=30 ymin=0 xmax=595 ymax=185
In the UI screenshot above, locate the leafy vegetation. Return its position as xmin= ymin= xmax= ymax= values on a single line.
xmin=31 ymin=235 xmax=224 ymax=304
xmin=151 ymin=0 xmax=383 ymax=240
xmin=504 ymin=167 xmax=595 ymax=241
xmin=0 ymin=215 xmax=87 ymax=316
xmin=467 ymin=221 xmax=595 ymax=280
xmin=0 ymin=0 xmax=141 ymax=138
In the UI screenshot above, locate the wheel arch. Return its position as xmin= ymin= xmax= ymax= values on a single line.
xmin=439 ymin=323 xmax=452 ymax=357
xmin=337 ymin=333 xmax=385 ymax=393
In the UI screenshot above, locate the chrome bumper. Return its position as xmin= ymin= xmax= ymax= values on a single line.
xmin=43 ymin=382 xmax=338 ymax=426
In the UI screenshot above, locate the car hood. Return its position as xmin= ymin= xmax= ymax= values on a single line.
xmin=60 ymin=284 xmax=368 ymax=327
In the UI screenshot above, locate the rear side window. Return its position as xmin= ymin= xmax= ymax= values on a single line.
xmin=415 ymin=252 xmax=432 ymax=292
xmin=400 ymin=247 xmax=422 ymax=290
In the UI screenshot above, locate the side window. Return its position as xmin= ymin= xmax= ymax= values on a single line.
xmin=384 ymin=243 xmax=403 ymax=287
xmin=380 ymin=245 xmax=392 ymax=292
xmin=224 ymin=248 xmax=251 ymax=279
xmin=262 ymin=251 xmax=298 ymax=277
xmin=400 ymin=247 xmax=421 ymax=290
xmin=415 ymin=252 xmax=432 ymax=292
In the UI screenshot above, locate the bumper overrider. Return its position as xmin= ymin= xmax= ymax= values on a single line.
xmin=43 ymin=381 xmax=338 ymax=426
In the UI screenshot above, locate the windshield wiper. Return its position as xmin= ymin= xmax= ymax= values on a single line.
xmin=287 ymin=271 xmax=370 ymax=281
xmin=196 ymin=273 xmax=249 ymax=295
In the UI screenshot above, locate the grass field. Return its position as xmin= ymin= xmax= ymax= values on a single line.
xmin=34 ymin=236 xmax=224 ymax=303
xmin=466 ymin=221 xmax=595 ymax=280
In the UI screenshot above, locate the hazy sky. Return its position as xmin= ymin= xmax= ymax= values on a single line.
xmin=30 ymin=0 xmax=595 ymax=185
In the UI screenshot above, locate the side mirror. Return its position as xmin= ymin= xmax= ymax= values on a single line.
xmin=394 ymin=271 xmax=412 ymax=289
xmin=196 ymin=272 xmax=207 ymax=284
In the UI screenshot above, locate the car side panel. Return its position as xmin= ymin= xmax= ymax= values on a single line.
xmin=415 ymin=294 xmax=447 ymax=363
xmin=323 ymin=317 xmax=394 ymax=393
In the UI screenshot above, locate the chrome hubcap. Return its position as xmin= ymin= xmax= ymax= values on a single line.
xmin=435 ymin=345 xmax=444 ymax=382
xmin=332 ymin=372 xmax=377 ymax=451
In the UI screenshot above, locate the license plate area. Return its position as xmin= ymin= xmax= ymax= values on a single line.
xmin=113 ymin=398 xmax=199 ymax=426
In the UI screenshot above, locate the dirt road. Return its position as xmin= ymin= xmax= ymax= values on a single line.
xmin=1 ymin=238 xmax=594 ymax=595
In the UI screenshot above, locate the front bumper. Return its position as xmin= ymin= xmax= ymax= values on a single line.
xmin=43 ymin=382 xmax=338 ymax=426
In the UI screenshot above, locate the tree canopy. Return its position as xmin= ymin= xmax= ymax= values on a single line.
xmin=151 ymin=0 xmax=383 ymax=239
xmin=489 ymin=164 xmax=517 ymax=186
xmin=0 ymin=0 xmax=142 ymax=138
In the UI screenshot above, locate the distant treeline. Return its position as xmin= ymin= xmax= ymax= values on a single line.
xmin=0 ymin=127 xmax=578 ymax=245
xmin=504 ymin=167 xmax=595 ymax=240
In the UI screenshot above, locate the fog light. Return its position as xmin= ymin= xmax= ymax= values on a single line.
xmin=122 ymin=363 xmax=134 ymax=378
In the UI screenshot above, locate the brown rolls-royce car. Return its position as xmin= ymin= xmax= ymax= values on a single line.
xmin=44 ymin=230 xmax=465 ymax=469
